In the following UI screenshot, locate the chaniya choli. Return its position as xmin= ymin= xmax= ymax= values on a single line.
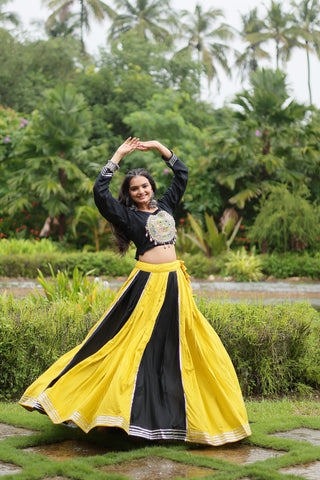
xmin=19 ymin=152 xmax=251 ymax=446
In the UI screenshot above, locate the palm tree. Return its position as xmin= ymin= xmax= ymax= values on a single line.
xmin=212 ymin=69 xmax=307 ymax=209
xmin=178 ymin=3 xmax=233 ymax=91
xmin=45 ymin=8 xmax=81 ymax=39
xmin=42 ymin=0 xmax=115 ymax=54
xmin=246 ymin=1 xmax=296 ymax=69
xmin=0 ymin=0 xmax=19 ymax=27
xmin=108 ymin=0 xmax=174 ymax=45
xmin=235 ymin=8 xmax=271 ymax=81
xmin=291 ymin=0 xmax=320 ymax=105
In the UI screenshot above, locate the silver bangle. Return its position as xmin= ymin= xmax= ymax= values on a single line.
xmin=163 ymin=152 xmax=178 ymax=168
xmin=101 ymin=160 xmax=120 ymax=176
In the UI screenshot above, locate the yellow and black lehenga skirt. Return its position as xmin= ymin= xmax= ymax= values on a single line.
xmin=19 ymin=260 xmax=251 ymax=446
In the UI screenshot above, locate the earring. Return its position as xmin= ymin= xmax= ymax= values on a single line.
xmin=148 ymin=192 xmax=157 ymax=208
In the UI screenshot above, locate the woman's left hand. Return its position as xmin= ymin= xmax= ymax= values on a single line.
xmin=136 ymin=140 xmax=159 ymax=151
xmin=137 ymin=140 xmax=171 ymax=159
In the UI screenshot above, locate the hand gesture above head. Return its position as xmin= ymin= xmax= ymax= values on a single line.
xmin=136 ymin=140 xmax=159 ymax=151
xmin=117 ymin=137 xmax=140 ymax=156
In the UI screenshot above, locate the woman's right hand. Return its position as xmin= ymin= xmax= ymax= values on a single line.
xmin=111 ymin=137 xmax=140 ymax=164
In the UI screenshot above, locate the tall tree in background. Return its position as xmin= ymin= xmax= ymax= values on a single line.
xmin=236 ymin=8 xmax=270 ymax=80
xmin=211 ymin=69 xmax=307 ymax=210
xmin=108 ymin=0 xmax=174 ymax=45
xmin=2 ymin=85 xmax=92 ymax=241
xmin=178 ymin=3 xmax=233 ymax=93
xmin=246 ymin=1 xmax=296 ymax=69
xmin=291 ymin=0 xmax=320 ymax=105
xmin=45 ymin=8 xmax=81 ymax=39
xmin=43 ymin=0 xmax=114 ymax=54
xmin=0 ymin=0 xmax=19 ymax=27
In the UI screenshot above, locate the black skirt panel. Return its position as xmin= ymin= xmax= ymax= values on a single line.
xmin=47 ymin=270 xmax=150 ymax=389
xmin=130 ymin=271 xmax=186 ymax=436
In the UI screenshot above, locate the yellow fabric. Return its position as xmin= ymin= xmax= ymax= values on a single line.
xmin=20 ymin=260 xmax=251 ymax=445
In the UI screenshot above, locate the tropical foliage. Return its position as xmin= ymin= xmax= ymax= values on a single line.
xmin=108 ymin=0 xmax=174 ymax=45
xmin=225 ymin=247 xmax=263 ymax=281
xmin=31 ymin=264 xmax=114 ymax=313
xmin=43 ymin=0 xmax=114 ymax=53
xmin=1 ymin=0 xmax=320 ymax=256
xmin=186 ymin=210 xmax=242 ymax=257
xmin=291 ymin=0 xmax=320 ymax=104
xmin=2 ymin=85 xmax=93 ymax=241
xmin=178 ymin=3 xmax=233 ymax=91
xmin=249 ymin=184 xmax=320 ymax=253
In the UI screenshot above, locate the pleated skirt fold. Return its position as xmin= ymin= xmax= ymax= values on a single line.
xmin=19 ymin=260 xmax=251 ymax=446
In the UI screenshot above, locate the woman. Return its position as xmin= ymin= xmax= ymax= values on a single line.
xmin=19 ymin=138 xmax=251 ymax=446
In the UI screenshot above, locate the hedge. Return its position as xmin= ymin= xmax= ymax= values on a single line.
xmin=1 ymin=251 xmax=320 ymax=279
xmin=0 ymin=252 xmax=135 ymax=278
xmin=1 ymin=293 xmax=319 ymax=399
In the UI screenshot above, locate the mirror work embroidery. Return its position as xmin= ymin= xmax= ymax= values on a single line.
xmin=145 ymin=210 xmax=177 ymax=246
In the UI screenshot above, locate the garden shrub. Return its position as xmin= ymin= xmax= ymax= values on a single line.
xmin=0 ymin=293 xmax=114 ymax=400
xmin=261 ymin=252 xmax=320 ymax=279
xmin=1 ymin=249 xmax=320 ymax=280
xmin=0 ymin=238 xmax=60 ymax=255
xmin=197 ymin=298 xmax=320 ymax=396
xmin=249 ymin=185 xmax=320 ymax=253
xmin=182 ymin=253 xmax=226 ymax=278
xmin=0 ymin=293 xmax=319 ymax=399
xmin=0 ymin=251 xmax=135 ymax=278
xmin=225 ymin=247 xmax=263 ymax=281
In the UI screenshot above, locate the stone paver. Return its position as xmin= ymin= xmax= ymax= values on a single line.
xmin=0 ymin=423 xmax=38 ymax=440
xmin=100 ymin=456 xmax=215 ymax=480
xmin=271 ymin=428 xmax=320 ymax=446
xmin=23 ymin=439 xmax=110 ymax=461
xmin=41 ymin=478 xmax=71 ymax=480
xmin=0 ymin=461 xmax=22 ymax=476
xmin=279 ymin=460 xmax=320 ymax=479
xmin=188 ymin=443 xmax=284 ymax=464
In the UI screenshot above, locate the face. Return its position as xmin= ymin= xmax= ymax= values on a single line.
xmin=129 ymin=175 xmax=153 ymax=210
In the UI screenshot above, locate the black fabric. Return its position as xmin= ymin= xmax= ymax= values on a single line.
xmin=93 ymin=156 xmax=188 ymax=259
xmin=130 ymin=271 xmax=186 ymax=433
xmin=47 ymin=270 xmax=150 ymax=389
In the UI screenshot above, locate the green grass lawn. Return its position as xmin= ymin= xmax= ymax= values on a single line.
xmin=0 ymin=396 xmax=320 ymax=480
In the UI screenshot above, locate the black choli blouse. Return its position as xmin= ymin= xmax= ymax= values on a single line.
xmin=93 ymin=153 xmax=188 ymax=259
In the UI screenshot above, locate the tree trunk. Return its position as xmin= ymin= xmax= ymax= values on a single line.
xmin=39 ymin=216 xmax=52 ymax=238
xmin=276 ymin=42 xmax=279 ymax=69
xmin=80 ymin=0 xmax=85 ymax=54
xmin=58 ymin=213 xmax=66 ymax=242
xmin=262 ymin=128 xmax=270 ymax=155
xmin=306 ymin=41 xmax=312 ymax=105
xmin=58 ymin=165 xmax=67 ymax=241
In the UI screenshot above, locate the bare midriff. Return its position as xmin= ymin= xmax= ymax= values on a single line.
xmin=139 ymin=244 xmax=177 ymax=264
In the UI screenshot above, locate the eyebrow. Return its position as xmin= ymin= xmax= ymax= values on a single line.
xmin=130 ymin=183 xmax=149 ymax=189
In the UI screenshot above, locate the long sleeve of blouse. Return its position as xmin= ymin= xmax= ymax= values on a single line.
xmin=93 ymin=154 xmax=188 ymax=243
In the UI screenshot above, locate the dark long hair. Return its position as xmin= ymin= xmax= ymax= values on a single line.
xmin=112 ymin=168 xmax=157 ymax=255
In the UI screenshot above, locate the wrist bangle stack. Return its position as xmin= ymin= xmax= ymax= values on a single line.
xmin=162 ymin=152 xmax=178 ymax=168
xmin=101 ymin=160 xmax=120 ymax=177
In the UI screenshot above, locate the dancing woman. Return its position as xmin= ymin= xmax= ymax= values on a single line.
xmin=19 ymin=138 xmax=251 ymax=446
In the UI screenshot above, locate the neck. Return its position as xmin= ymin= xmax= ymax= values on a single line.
xmin=138 ymin=206 xmax=157 ymax=212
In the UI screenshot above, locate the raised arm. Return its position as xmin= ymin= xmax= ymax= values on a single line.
xmin=93 ymin=138 xmax=140 ymax=229
xmin=137 ymin=140 xmax=188 ymax=211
